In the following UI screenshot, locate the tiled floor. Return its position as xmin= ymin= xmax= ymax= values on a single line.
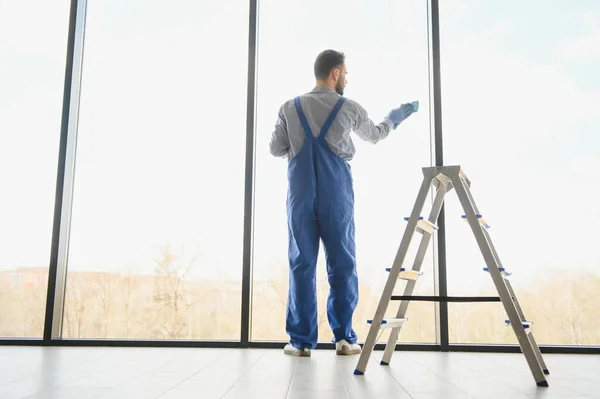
xmin=0 ymin=346 xmax=597 ymax=398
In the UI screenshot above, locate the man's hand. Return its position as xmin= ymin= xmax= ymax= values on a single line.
xmin=387 ymin=102 xmax=416 ymax=129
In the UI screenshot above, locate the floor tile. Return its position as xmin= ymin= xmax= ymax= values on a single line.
xmin=0 ymin=347 xmax=597 ymax=399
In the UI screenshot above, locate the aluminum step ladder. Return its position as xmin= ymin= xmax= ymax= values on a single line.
xmin=353 ymin=165 xmax=549 ymax=387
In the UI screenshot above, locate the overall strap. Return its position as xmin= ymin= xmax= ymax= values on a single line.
xmin=318 ymin=97 xmax=346 ymax=142
xmin=294 ymin=97 xmax=314 ymax=141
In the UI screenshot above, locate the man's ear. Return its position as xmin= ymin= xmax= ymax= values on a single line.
xmin=332 ymin=68 xmax=340 ymax=81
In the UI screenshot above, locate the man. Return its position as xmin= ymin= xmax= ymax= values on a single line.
xmin=269 ymin=49 xmax=416 ymax=357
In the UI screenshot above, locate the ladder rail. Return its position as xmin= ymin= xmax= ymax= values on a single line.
xmin=504 ymin=280 xmax=527 ymax=325
xmin=354 ymin=171 xmax=434 ymax=375
xmin=504 ymin=279 xmax=549 ymax=374
xmin=456 ymin=168 xmax=481 ymax=215
xmin=381 ymin=179 xmax=449 ymax=365
xmin=449 ymin=171 xmax=547 ymax=386
xmin=527 ymin=330 xmax=550 ymax=374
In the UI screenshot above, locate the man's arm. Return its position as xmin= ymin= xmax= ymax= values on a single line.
xmin=350 ymin=100 xmax=395 ymax=144
xmin=269 ymin=105 xmax=290 ymax=158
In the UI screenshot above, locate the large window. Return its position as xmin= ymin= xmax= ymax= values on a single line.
xmin=3 ymin=0 xmax=597 ymax=351
xmin=252 ymin=0 xmax=436 ymax=344
xmin=0 ymin=0 xmax=70 ymax=338
xmin=441 ymin=0 xmax=600 ymax=345
xmin=62 ymin=0 xmax=249 ymax=340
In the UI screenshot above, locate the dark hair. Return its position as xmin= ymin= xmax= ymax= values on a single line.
xmin=314 ymin=50 xmax=345 ymax=80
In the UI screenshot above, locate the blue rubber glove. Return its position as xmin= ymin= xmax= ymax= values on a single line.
xmin=388 ymin=102 xmax=416 ymax=129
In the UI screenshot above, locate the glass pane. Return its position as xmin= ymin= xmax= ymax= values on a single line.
xmin=63 ymin=0 xmax=249 ymax=340
xmin=449 ymin=303 xmax=518 ymax=345
xmin=252 ymin=0 xmax=435 ymax=344
xmin=0 ymin=0 xmax=70 ymax=338
xmin=441 ymin=0 xmax=600 ymax=345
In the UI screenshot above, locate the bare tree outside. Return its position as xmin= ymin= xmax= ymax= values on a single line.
xmin=151 ymin=245 xmax=195 ymax=339
xmin=2 ymin=258 xmax=599 ymax=346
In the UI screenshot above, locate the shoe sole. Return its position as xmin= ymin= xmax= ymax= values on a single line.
xmin=284 ymin=348 xmax=311 ymax=357
xmin=336 ymin=348 xmax=362 ymax=355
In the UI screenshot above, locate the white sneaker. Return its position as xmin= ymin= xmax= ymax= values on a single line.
xmin=284 ymin=343 xmax=311 ymax=357
xmin=336 ymin=339 xmax=361 ymax=355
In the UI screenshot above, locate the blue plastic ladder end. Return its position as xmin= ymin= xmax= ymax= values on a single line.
xmin=404 ymin=216 xmax=424 ymax=221
xmin=484 ymin=267 xmax=511 ymax=276
xmin=354 ymin=369 xmax=364 ymax=375
xmin=367 ymin=319 xmax=387 ymax=325
xmin=386 ymin=268 xmax=405 ymax=272
xmin=505 ymin=319 xmax=530 ymax=328
xmin=483 ymin=267 xmax=506 ymax=272
xmin=462 ymin=214 xmax=491 ymax=228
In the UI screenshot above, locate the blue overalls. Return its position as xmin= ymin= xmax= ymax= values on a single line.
xmin=286 ymin=95 xmax=359 ymax=350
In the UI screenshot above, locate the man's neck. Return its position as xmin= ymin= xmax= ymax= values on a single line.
xmin=315 ymin=80 xmax=335 ymax=91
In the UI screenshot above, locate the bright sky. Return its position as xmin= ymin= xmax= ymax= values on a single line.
xmin=1 ymin=0 xmax=599 ymax=299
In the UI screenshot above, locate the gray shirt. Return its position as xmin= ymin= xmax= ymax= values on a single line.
xmin=269 ymin=85 xmax=395 ymax=161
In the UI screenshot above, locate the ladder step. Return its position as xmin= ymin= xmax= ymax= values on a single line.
xmin=386 ymin=267 xmax=423 ymax=281
xmin=505 ymin=319 xmax=532 ymax=329
xmin=367 ymin=318 xmax=408 ymax=328
xmin=483 ymin=267 xmax=511 ymax=277
xmin=404 ymin=216 xmax=438 ymax=234
xmin=461 ymin=214 xmax=491 ymax=229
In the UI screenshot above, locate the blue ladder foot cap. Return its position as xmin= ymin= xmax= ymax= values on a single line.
xmin=543 ymin=369 xmax=550 ymax=375
xmin=380 ymin=361 xmax=389 ymax=366
xmin=353 ymin=369 xmax=364 ymax=375
xmin=537 ymin=380 xmax=549 ymax=387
